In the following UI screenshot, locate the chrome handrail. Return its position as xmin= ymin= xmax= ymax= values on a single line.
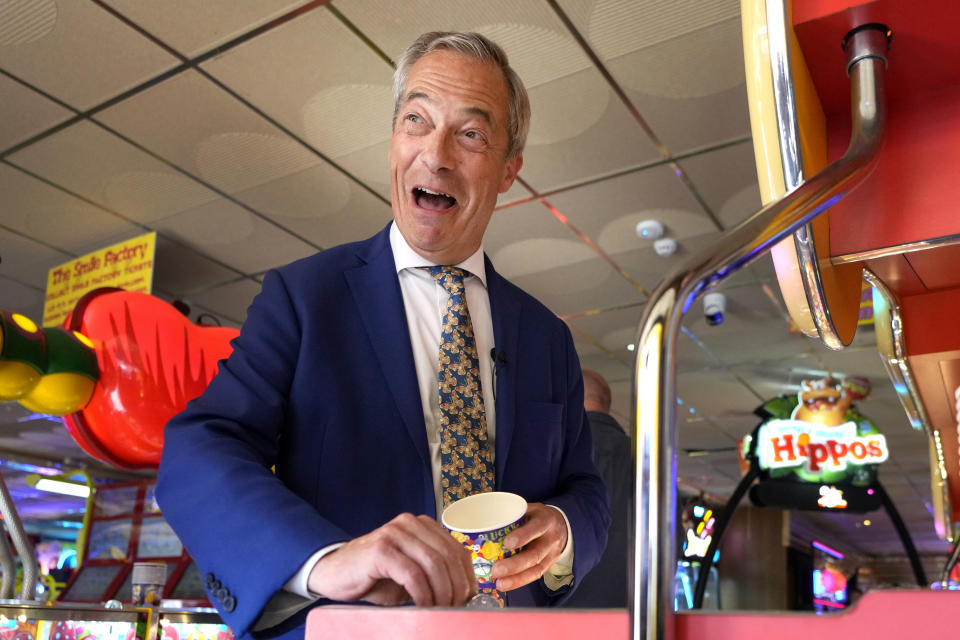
xmin=629 ymin=25 xmax=890 ymax=640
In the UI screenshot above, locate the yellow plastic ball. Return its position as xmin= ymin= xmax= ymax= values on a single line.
xmin=18 ymin=372 xmax=96 ymax=415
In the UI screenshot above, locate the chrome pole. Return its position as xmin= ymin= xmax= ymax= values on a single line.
xmin=0 ymin=473 xmax=39 ymax=600
xmin=629 ymin=25 xmax=890 ymax=640
xmin=0 ymin=522 xmax=15 ymax=599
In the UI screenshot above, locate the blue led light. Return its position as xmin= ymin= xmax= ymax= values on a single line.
xmin=693 ymin=505 xmax=705 ymax=518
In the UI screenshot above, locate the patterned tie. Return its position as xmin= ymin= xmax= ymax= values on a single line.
xmin=428 ymin=266 xmax=495 ymax=508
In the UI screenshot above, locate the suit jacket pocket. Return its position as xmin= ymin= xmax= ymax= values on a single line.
xmin=509 ymin=401 xmax=564 ymax=495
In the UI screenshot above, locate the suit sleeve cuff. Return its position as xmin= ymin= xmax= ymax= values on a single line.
xmin=542 ymin=504 xmax=574 ymax=590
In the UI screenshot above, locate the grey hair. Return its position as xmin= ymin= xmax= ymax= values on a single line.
xmin=392 ymin=31 xmax=531 ymax=159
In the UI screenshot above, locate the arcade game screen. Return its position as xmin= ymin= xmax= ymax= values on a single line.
xmin=812 ymin=540 xmax=848 ymax=612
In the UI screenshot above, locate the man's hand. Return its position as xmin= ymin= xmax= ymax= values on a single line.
xmin=307 ymin=513 xmax=476 ymax=606
xmin=490 ymin=502 xmax=567 ymax=592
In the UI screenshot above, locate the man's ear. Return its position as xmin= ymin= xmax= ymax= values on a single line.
xmin=499 ymin=154 xmax=523 ymax=193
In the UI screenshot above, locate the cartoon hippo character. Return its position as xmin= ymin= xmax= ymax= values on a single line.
xmin=752 ymin=376 xmax=883 ymax=486
xmin=792 ymin=377 xmax=870 ymax=426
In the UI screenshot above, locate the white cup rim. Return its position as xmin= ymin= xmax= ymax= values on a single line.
xmin=441 ymin=491 xmax=527 ymax=533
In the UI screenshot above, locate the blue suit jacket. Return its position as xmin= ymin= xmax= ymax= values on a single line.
xmin=157 ymin=224 xmax=610 ymax=639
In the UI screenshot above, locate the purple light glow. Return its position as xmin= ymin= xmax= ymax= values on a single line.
xmin=812 ymin=539 xmax=844 ymax=559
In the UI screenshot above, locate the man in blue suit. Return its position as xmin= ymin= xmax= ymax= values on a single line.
xmin=157 ymin=31 xmax=610 ymax=640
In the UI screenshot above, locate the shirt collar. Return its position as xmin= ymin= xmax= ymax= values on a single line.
xmin=389 ymin=221 xmax=487 ymax=287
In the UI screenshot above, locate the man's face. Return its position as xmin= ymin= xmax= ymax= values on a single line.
xmin=390 ymin=50 xmax=523 ymax=265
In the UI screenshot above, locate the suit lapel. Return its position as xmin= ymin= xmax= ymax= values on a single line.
xmin=345 ymin=228 xmax=431 ymax=476
xmin=485 ymin=256 xmax=520 ymax=485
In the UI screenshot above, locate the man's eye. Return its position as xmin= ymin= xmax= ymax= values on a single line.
xmin=464 ymin=130 xmax=486 ymax=142
xmin=405 ymin=113 xmax=421 ymax=123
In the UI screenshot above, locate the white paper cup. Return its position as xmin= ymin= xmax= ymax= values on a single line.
xmin=131 ymin=562 xmax=166 ymax=605
xmin=441 ymin=492 xmax=527 ymax=593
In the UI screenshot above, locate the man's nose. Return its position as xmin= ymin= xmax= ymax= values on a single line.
xmin=421 ymin=130 xmax=455 ymax=172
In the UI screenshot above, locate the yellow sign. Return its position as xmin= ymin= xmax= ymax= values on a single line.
xmin=43 ymin=232 xmax=156 ymax=327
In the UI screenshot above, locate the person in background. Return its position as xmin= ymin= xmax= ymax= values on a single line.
xmin=156 ymin=31 xmax=609 ymax=640
xmin=563 ymin=369 xmax=633 ymax=608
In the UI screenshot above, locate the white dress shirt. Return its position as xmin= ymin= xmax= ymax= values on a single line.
xmin=260 ymin=224 xmax=572 ymax=627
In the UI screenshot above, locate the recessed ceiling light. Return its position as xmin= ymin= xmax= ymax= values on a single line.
xmin=626 ymin=343 xmax=636 ymax=351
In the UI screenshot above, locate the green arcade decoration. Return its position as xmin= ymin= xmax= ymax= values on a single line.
xmin=745 ymin=376 xmax=888 ymax=490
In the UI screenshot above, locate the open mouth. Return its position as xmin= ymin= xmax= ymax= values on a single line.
xmin=413 ymin=186 xmax=457 ymax=211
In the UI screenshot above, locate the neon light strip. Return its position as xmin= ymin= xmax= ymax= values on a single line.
xmin=814 ymin=598 xmax=846 ymax=609
xmin=812 ymin=540 xmax=844 ymax=559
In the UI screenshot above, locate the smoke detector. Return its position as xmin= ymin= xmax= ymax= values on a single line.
xmin=653 ymin=238 xmax=678 ymax=257
xmin=635 ymin=219 xmax=665 ymax=240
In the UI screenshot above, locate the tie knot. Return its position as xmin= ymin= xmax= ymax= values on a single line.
xmin=427 ymin=266 xmax=468 ymax=293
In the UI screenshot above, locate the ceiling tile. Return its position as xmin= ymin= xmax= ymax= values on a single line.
xmin=708 ymin=414 xmax=764 ymax=441
xmin=7 ymin=120 xmax=220 ymax=223
xmin=152 ymin=235 xmax=242 ymax=297
xmin=678 ymin=422 xmax=739 ymax=451
xmin=332 ymin=141 xmax=390 ymax=199
xmin=569 ymin=335 xmax=603 ymax=360
xmin=232 ymin=164 xmax=392 ymax=249
xmin=94 ymin=70 xmax=324 ymax=195
xmin=492 ymin=237 xmax=599 ymax=282
xmin=614 ymin=233 xmax=724 ymax=292
xmin=342 ymin=0 xmax=593 ymax=78
xmin=102 ymin=0 xmax=313 ymax=57
xmin=484 ymin=199 xmax=570 ymax=260
xmin=681 ymin=283 xmax=807 ymax=366
xmin=677 ymin=370 xmax=765 ymax=418
xmin=508 ymin=255 xmax=643 ymax=317
xmin=520 ymin=69 xmax=661 ymax=191
xmin=0 ymin=163 xmax=141 ymax=252
xmin=0 ymin=275 xmax=44 ymax=319
xmin=0 ymin=0 xmax=178 ymax=109
xmin=611 ymin=43 xmax=751 ymax=154
xmin=187 ymin=278 xmax=264 ymax=326
xmin=545 ymin=165 xmax=712 ymax=252
xmin=677 ymin=330 xmax=718 ymax=373
xmin=0 ymin=73 xmax=73 ymax=151
xmin=497 ymin=181 xmax=533 ymax=208
xmin=555 ymin=1 xmax=749 ymax=153
xmin=578 ymin=353 xmax=632 ymax=387
xmin=678 ymin=140 xmax=763 ymax=229
xmin=568 ymin=304 xmax=645 ymax=354
xmin=200 ymin=8 xmax=394 ymax=161
xmin=0 ymin=227 xmax=71 ymax=289
xmin=152 ymin=197 xmax=316 ymax=274
xmin=558 ymin=0 xmax=741 ymax=57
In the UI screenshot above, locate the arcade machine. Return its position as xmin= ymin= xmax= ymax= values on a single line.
xmin=674 ymin=500 xmax=720 ymax=611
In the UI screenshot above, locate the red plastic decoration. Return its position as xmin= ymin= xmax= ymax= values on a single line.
xmin=62 ymin=289 xmax=238 ymax=469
